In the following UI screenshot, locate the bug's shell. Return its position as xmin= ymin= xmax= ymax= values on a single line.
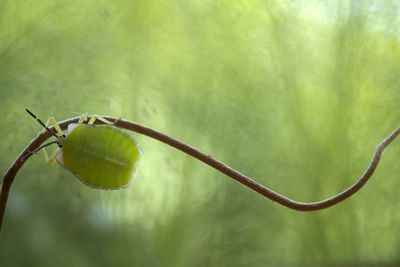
xmin=56 ymin=123 xmax=142 ymax=190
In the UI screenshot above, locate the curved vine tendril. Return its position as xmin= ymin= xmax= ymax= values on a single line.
xmin=1 ymin=116 xmax=399 ymax=233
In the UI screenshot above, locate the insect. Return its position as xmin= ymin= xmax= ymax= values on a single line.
xmin=23 ymin=109 xmax=142 ymax=190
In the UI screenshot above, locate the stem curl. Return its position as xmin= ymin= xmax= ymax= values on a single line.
xmin=1 ymin=116 xmax=400 ymax=233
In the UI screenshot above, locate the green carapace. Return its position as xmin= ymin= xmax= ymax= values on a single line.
xmin=24 ymin=109 xmax=142 ymax=190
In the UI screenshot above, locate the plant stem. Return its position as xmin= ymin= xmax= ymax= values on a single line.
xmin=1 ymin=116 xmax=400 ymax=233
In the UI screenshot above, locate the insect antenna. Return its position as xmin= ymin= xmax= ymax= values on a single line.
xmin=22 ymin=141 xmax=60 ymax=161
xmin=25 ymin=109 xmax=59 ymax=137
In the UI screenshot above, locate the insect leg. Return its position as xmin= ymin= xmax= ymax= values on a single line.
xmin=23 ymin=140 xmax=60 ymax=165
xmin=44 ymin=147 xmax=61 ymax=166
xmin=78 ymin=113 xmax=89 ymax=123
xmin=39 ymin=117 xmax=64 ymax=136
xmin=35 ymin=147 xmax=61 ymax=166
xmin=34 ymin=151 xmax=47 ymax=165
xmin=87 ymin=115 xmax=113 ymax=125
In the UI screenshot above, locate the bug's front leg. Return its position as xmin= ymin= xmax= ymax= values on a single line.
xmin=35 ymin=147 xmax=61 ymax=166
xmin=39 ymin=117 xmax=64 ymax=136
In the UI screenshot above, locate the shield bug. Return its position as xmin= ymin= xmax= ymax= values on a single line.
xmin=23 ymin=109 xmax=142 ymax=189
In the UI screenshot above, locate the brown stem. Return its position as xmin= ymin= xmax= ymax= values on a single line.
xmin=1 ymin=116 xmax=400 ymax=233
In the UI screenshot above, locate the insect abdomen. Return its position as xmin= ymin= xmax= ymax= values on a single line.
xmin=59 ymin=124 xmax=142 ymax=189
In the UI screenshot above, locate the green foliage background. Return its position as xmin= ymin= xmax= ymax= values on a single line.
xmin=1 ymin=0 xmax=400 ymax=266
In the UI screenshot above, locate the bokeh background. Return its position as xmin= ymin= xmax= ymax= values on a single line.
xmin=1 ymin=0 xmax=400 ymax=266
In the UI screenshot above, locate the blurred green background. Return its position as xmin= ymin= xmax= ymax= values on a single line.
xmin=1 ymin=0 xmax=400 ymax=266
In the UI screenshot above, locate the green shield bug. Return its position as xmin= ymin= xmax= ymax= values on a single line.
xmin=23 ymin=109 xmax=142 ymax=190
